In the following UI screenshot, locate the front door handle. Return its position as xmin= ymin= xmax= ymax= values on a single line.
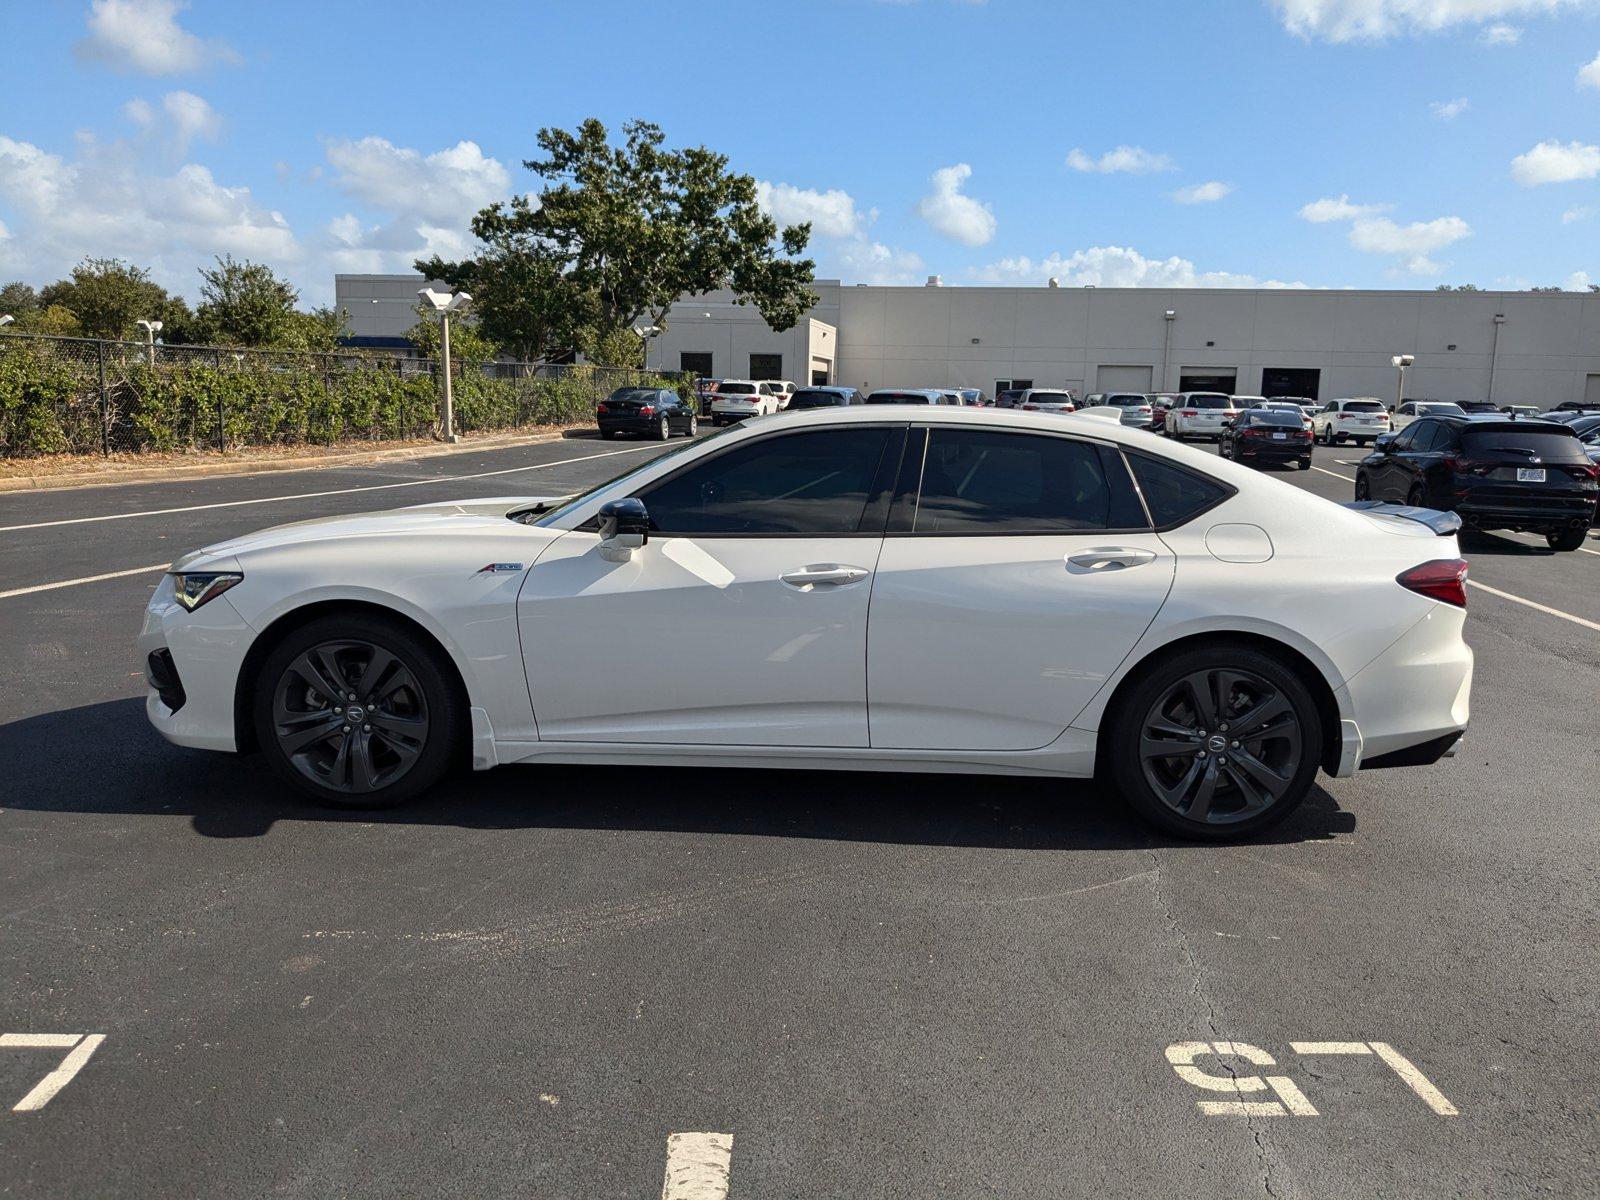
xmin=1067 ymin=547 xmax=1157 ymax=572
xmin=780 ymin=564 xmax=870 ymax=589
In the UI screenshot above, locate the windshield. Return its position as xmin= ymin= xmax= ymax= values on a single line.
xmin=1460 ymin=428 xmax=1587 ymax=463
xmin=528 ymin=428 xmax=739 ymax=526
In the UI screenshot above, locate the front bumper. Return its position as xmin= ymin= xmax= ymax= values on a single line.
xmin=138 ymin=570 xmax=256 ymax=752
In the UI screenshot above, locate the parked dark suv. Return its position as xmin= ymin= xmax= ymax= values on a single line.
xmin=1218 ymin=408 xmax=1313 ymax=470
xmin=787 ymin=386 xmax=862 ymax=409
xmin=596 ymin=387 xmax=697 ymax=440
xmin=1355 ymin=416 xmax=1598 ymax=550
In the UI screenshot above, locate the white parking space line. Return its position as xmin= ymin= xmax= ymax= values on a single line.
xmin=661 ymin=1132 xmax=734 ymax=1200
xmin=0 ymin=444 xmax=662 ymax=534
xmin=0 ymin=562 xmax=171 ymax=601
xmin=1466 ymin=580 xmax=1600 ymax=632
xmin=1311 ymin=465 xmax=1356 ymax=482
xmin=1369 ymin=1042 xmax=1459 ymax=1116
xmin=3 ymin=1033 xmax=105 ymax=1111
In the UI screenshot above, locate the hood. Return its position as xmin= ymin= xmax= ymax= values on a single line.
xmin=188 ymin=495 xmax=570 ymax=563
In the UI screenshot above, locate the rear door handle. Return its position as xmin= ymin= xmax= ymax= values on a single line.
xmin=780 ymin=564 xmax=870 ymax=588
xmin=1067 ymin=547 xmax=1157 ymax=571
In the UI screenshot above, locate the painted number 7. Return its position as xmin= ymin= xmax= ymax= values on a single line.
xmin=1 ymin=1033 xmax=106 ymax=1112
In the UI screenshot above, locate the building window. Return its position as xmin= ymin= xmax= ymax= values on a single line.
xmin=749 ymin=353 xmax=783 ymax=380
xmin=680 ymin=352 xmax=713 ymax=378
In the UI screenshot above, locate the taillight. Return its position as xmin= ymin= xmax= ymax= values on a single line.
xmin=596 ymin=403 xmax=608 ymax=414
xmin=1181 ymin=409 xmax=1198 ymax=417
xmin=638 ymin=405 xmax=656 ymax=416
xmin=1397 ymin=559 xmax=1468 ymax=608
xmin=1021 ymin=404 xmax=1039 ymax=411
xmin=1442 ymin=457 xmax=1487 ymax=476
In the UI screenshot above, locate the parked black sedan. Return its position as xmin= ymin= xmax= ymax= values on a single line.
xmin=1355 ymin=416 xmax=1598 ymax=550
xmin=596 ymin=387 xmax=697 ymax=440
xmin=1217 ymin=408 xmax=1313 ymax=470
xmin=786 ymin=386 xmax=862 ymax=409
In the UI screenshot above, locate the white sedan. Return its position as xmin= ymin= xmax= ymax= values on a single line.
xmin=139 ymin=407 xmax=1473 ymax=840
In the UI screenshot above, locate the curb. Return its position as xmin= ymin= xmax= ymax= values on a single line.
xmin=0 ymin=428 xmax=598 ymax=495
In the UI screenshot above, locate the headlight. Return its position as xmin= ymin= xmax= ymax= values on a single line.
xmin=171 ymin=571 xmax=243 ymax=611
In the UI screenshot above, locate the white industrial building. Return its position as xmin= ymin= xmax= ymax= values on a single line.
xmin=335 ymin=274 xmax=1600 ymax=409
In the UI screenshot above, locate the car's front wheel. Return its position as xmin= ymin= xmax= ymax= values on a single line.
xmin=254 ymin=613 xmax=463 ymax=808
xmin=1354 ymin=473 xmax=1371 ymax=500
xmin=1108 ymin=644 xmax=1323 ymax=840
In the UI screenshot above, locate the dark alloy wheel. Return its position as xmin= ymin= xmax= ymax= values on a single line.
xmin=254 ymin=615 xmax=462 ymax=807
xmin=1407 ymin=483 xmax=1426 ymax=508
xmin=1110 ymin=645 xmax=1322 ymax=840
xmin=1354 ymin=473 xmax=1371 ymax=500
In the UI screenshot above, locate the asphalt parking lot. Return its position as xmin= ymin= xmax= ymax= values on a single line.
xmin=0 ymin=431 xmax=1595 ymax=1198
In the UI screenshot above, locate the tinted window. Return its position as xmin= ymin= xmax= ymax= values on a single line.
xmin=639 ymin=427 xmax=893 ymax=535
xmin=1343 ymin=401 xmax=1386 ymax=412
xmin=912 ymin=429 xmax=1145 ymax=533
xmin=1460 ymin=427 xmax=1587 ymax=463
xmin=1252 ymin=411 xmax=1303 ymax=427
xmin=609 ymin=387 xmax=656 ymax=403
xmin=789 ymin=390 xmax=847 ymax=408
xmin=867 ymin=392 xmax=933 ymax=404
xmin=1029 ymin=392 xmax=1073 ymax=402
xmin=720 ymin=383 xmax=757 ymax=395
xmin=1189 ymin=395 xmax=1230 ymax=409
xmin=1107 ymin=394 xmax=1147 ymax=406
xmin=1127 ymin=452 xmax=1231 ymax=529
xmin=1388 ymin=424 xmax=1419 ymax=450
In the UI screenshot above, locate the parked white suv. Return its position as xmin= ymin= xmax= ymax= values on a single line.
xmin=1015 ymin=389 xmax=1077 ymax=414
xmin=1164 ymin=393 xmax=1238 ymax=440
xmin=1313 ymin=398 xmax=1391 ymax=446
xmin=1392 ymin=401 xmax=1466 ymax=430
xmin=760 ymin=380 xmax=797 ymax=409
xmin=711 ymin=380 xmax=780 ymax=425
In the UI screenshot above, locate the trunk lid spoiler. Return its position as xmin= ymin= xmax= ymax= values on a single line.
xmin=1343 ymin=500 xmax=1462 ymax=536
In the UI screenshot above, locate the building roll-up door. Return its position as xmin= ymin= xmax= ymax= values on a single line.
xmin=1096 ymin=365 xmax=1153 ymax=393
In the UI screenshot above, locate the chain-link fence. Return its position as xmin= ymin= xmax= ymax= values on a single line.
xmin=0 ymin=332 xmax=685 ymax=458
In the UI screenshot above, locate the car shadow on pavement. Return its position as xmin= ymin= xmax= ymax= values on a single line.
xmin=1459 ymin=529 xmax=1556 ymax=556
xmin=0 ymin=698 xmax=1357 ymax=850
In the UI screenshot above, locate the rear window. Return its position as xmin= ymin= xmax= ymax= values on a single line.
xmin=1461 ymin=428 xmax=1587 ymax=463
xmin=789 ymin=390 xmax=846 ymax=408
xmin=1106 ymin=394 xmax=1147 ymax=406
xmin=1127 ymin=452 xmax=1232 ymax=529
xmin=1029 ymin=392 xmax=1073 ymax=402
xmin=1190 ymin=395 xmax=1230 ymax=409
xmin=608 ymin=388 xmax=656 ymax=403
xmin=867 ymin=392 xmax=932 ymax=404
xmin=1343 ymin=401 xmax=1386 ymax=413
xmin=720 ymin=383 xmax=756 ymax=395
xmin=1251 ymin=411 xmax=1304 ymax=427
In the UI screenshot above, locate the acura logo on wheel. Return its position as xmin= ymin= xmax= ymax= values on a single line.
xmin=1207 ymin=734 xmax=1228 ymax=752
xmin=346 ymin=705 xmax=367 ymax=725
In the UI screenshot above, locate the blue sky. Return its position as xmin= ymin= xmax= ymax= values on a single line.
xmin=2 ymin=0 xmax=1598 ymax=306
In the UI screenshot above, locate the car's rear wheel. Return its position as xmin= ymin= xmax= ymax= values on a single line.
xmin=1548 ymin=525 xmax=1588 ymax=551
xmin=1109 ymin=644 xmax=1322 ymax=840
xmin=686 ymin=414 xmax=698 ymax=437
xmin=657 ymin=416 xmax=671 ymax=441
xmin=1407 ymin=483 xmax=1426 ymax=507
xmin=254 ymin=614 xmax=463 ymax=808
xmin=1354 ymin=473 xmax=1371 ymax=500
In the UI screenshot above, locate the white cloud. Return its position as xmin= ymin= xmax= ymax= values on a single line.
xmin=1510 ymin=139 xmax=1600 ymax=183
xmin=1578 ymin=50 xmax=1600 ymax=87
xmin=915 ymin=163 xmax=996 ymax=246
xmin=831 ymin=237 xmax=926 ymax=286
xmin=1298 ymin=194 xmax=1391 ymax=222
xmin=972 ymin=245 xmax=1305 ymax=289
xmin=160 ymin=91 xmax=221 ymax=152
xmin=1479 ymin=21 xmax=1524 ymax=42
xmin=0 ymin=134 xmax=297 ymax=295
xmin=1346 ymin=216 xmax=1470 ymax=274
xmin=1269 ymin=0 xmax=1591 ymax=43
xmin=1066 ymin=145 xmax=1176 ymax=174
xmin=1562 ymin=204 xmax=1595 ymax=222
xmin=325 ymin=137 xmax=510 ymax=226
xmin=1430 ymin=96 xmax=1470 ymax=118
xmin=74 ymin=0 xmax=239 ymax=75
xmin=1566 ymin=270 xmax=1592 ymax=288
xmin=1172 ymin=180 xmax=1234 ymax=204
xmin=754 ymin=181 xmax=865 ymax=239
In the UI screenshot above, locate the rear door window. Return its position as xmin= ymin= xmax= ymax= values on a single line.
xmin=910 ymin=429 xmax=1147 ymax=533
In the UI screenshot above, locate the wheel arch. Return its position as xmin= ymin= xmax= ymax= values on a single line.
xmin=1091 ymin=630 xmax=1345 ymax=777
xmin=233 ymin=598 xmax=472 ymax=755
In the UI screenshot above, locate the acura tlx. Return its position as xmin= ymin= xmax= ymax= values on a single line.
xmin=138 ymin=406 xmax=1472 ymax=840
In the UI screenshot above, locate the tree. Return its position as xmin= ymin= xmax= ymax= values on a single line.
xmin=423 ymin=118 xmax=818 ymax=362
xmin=405 ymin=302 xmax=500 ymax=362
xmin=1433 ymin=283 xmax=1481 ymax=292
xmin=40 ymin=258 xmax=176 ymax=339
xmin=191 ymin=255 xmax=302 ymax=347
xmin=0 ymin=281 xmax=39 ymax=319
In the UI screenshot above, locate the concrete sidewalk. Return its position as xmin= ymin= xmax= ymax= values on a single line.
xmin=0 ymin=426 xmax=597 ymax=494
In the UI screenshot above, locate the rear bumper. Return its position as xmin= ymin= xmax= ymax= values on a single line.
xmin=597 ymin=416 xmax=661 ymax=434
xmin=1236 ymin=444 xmax=1312 ymax=462
xmin=1454 ymin=497 xmax=1595 ymax=531
xmin=1333 ymin=604 xmax=1472 ymax=775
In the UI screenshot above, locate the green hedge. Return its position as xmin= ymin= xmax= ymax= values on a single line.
xmin=0 ymin=338 xmax=679 ymax=458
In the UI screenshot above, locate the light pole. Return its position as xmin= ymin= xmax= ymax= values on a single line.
xmin=1391 ymin=353 xmax=1414 ymax=409
xmin=1161 ymin=309 xmax=1176 ymax=393
xmin=418 ymin=288 xmax=472 ymax=443
xmin=136 ymin=319 xmax=163 ymax=368
xmin=632 ymin=321 xmax=662 ymax=374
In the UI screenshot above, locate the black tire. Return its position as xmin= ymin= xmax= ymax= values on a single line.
xmin=253 ymin=613 xmax=463 ymax=809
xmin=600 ymin=429 xmax=616 ymax=440
xmin=1108 ymin=643 xmax=1323 ymax=841
xmin=1354 ymin=473 xmax=1371 ymax=500
xmin=1407 ymin=484 xmax=1426 ymax=508
xmin=685 ymin=413 xmax=698 ymax=438
xmin=1547 ymin=526 xmax=1587 ymax=551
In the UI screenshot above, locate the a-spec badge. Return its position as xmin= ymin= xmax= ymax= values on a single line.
xmin=476 ymin=562 xmax=524 ymax=575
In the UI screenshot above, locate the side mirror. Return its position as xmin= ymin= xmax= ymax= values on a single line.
xmin=1374 ymin=433 xmax=1396 ymax=452
xmin=597 ymin=497 xmax=650 ymax=562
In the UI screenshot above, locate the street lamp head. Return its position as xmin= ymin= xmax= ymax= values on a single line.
xmin=0 ymin=314 xmax=13 ymax=327
xmin=419 ymin=287 xmax=471 ymax=314
xmin=1392 ymin=353 xmax=1414 ymax=368
xmin=631 ymin=322 xmax=662 ymax=340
